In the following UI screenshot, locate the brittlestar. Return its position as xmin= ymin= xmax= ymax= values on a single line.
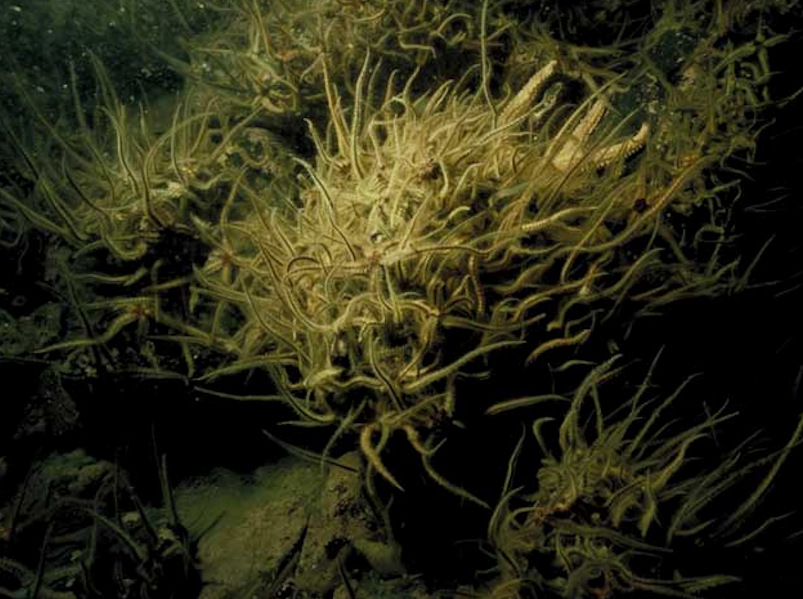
xmin=501 ymin=59 xmax=650 ymax=173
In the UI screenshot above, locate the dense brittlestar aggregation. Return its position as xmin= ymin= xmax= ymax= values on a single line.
xmin=486 ymin=355 xmax=803 ymax=598
xmin=198 ymin=45 xmax=741 ymax=499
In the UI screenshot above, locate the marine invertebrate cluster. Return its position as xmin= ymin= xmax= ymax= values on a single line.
xmin=0 ymin=452 xmax=199 ymax=599
xmin=168 ymin=0 xmax=486 ymax=121
xmin=485 ymin=355 xmax=803 ymax=598
xmin=185 ymin=1 xmax=780 ymax=502
xmin=1 ymin=0 xmax=801 ymax=596
xmin=201 ymin=55 xmax=657 ymax=491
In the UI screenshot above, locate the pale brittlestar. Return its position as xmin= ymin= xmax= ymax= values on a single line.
xmin=500 ymin=59 xmax=650 ymax=173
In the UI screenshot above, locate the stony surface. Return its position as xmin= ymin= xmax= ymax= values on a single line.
xmin=177 ymin=452 xmax=410 ymax=598
xmin=176 ymin=459 xmax=315 ymax=599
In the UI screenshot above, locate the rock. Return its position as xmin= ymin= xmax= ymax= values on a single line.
xmin=175 ymin=459 xmax=318 ymax=599
xmin=294 ymin=451 xmax=403 ymax=594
